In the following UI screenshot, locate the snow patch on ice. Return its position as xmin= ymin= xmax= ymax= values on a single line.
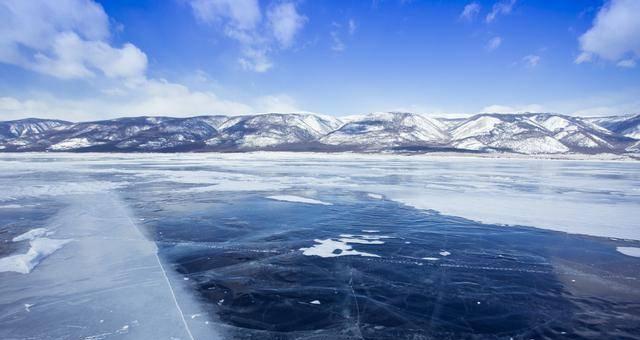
xmin=300 ymin=238 xmax=381 ymax=258
xmin=616 ymin=247 xmax=640 ymax=258
xmin=0 ymin=237 xmax=71 ymax=274
xmin=12 ymin=228 xmax=49 ymax=242
xmin=267 ymin=195 xmax=332 ymax=205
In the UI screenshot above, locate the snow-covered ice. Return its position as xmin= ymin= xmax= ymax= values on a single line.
xmin=267 ymin=195 xmax=332 ymax=205
xmin=0 ymin=237 xmax=71 ymax=274
xmin=616 ymin=247 xmax=640 ymax=258
xmin=300 ymin=238 xmax=381 ymax=258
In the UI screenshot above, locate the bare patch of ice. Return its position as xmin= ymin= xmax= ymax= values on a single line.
xmin=267 ymin=195 xmax=332 ymax=206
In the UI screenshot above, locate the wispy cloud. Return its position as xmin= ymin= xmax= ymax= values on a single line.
xmin=348 ymin=19 xmax=357 ymax=35
xmin=522 ymin=54 xmax=541 ymax=68
xmin=459 ymin=2 xmax=481 ymax=22
xmin=329 ymin=19 xmax=356 ymax=52
xmin=575 ymin=0 xmax=640 ymax=68
xmin=486 ymin=0 xmax=516 ymax=23
xmin=486 ymin=36 xmax=502 ymax=51
xmin=185 ymin=0 xmax=307 ymax=72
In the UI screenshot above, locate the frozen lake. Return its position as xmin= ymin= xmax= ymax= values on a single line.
xmin=0 ymin=153 xmax=639 ymax=339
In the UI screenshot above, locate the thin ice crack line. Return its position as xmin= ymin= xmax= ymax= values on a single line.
xmin=122 ymin=202 xmax=196 ymax=340
xmin=348 ymin=268 xmax=364 ymax=340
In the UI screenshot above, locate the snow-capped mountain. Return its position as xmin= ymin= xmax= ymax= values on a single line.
xmin=0 ymin=112 xmax=638 ymax=155
xmin=206 ymin=113 xmax=342 ymax=149
xmin=448 ymin=113 xmax=630 ymax=154
xmin=320 ymin=112 xmax=448 ymax=150
xmin=588 ymin=114 xmax=640 ymax=140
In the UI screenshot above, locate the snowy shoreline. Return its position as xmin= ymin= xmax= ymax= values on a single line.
xmin=1 ymin=150 xmax=638 ymax=162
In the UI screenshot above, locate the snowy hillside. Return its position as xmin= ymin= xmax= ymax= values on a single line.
xmin=0 ymin=112 xmax=638 ymax=155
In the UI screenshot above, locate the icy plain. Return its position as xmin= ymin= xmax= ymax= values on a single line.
xmin=0 ymin=152 xmax=638 ymax=339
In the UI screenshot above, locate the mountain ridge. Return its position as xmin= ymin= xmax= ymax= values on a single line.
xmin=1 ymin=112 xmax=639 ymax=155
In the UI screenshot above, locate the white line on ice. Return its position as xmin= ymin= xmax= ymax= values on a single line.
xmin=125 ymin=214 xmax=196 ymax=340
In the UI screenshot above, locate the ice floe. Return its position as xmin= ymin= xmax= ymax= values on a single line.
xmin=267 ymin=195 xmax=332 ymax=206
xmin=367 ymin=193 xmax=383 ymax=199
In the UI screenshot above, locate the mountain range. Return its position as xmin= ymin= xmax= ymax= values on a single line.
xmin=1 ymin=112 xmax=639 ymax=155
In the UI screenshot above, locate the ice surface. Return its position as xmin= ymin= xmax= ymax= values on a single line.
xmin=300 ymin=238 xmax=381 ymax=258
xmin=0 ymin=193 xmax=223 ymax=339
xmin=0 ymin=152 xmax=638 ymax=241
xmin=12 ymin=228 xmax=48 ymax=242
xmin=617 ymin=247 xmax=640 ymax=257
xmin=267 ymin=195 xmax=332 ymax=205
xmin=0 ymin=237 xmax=71 ymax=274
xmin=0 ymin=152 xmax=639 ymax=339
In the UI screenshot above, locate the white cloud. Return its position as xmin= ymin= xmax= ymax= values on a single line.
xmin=348 ymin=19 xmax=357 ymax=35
xmin=330 ymin=30 xmax=345 ymax=52
xmin=576 ymin=0 xmax=640 ymax=66
xmin=254 ymin=94 xmax=301 ymax=113
xmin=187 ymin=0 xmax=261 ymax=29
xmin=486 ymin=36 xmax=502 ymax=51
xmin=0 ymin=78 xmax=256 ymax=121
xmin=480 ymin=104 xmax=545 ymax=114
xmin=522 ymin=54 xmax=541 ymax=68
xmin=0 ymin=0 xmax=309 ymax=121
xmin=0 ymin=0 xmax=147 ymax=80
xmin=460 ymin=3 xmax=481 ymax=22
xmin=617 ymin=59 xmax=636 ymax=68
xmin=486 ymin=0 xmax=516 ymax=23
xmin=186 ymin=0 xmax=306 ymax=72
xmin=267 ymin=2 xmax=307 ymax=48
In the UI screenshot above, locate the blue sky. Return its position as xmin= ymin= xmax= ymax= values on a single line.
xmin=0 ymin=0 xmax=639 ymax=121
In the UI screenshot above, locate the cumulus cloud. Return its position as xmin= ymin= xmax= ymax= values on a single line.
xmin=576 ymin=0 xmax=640 ymax=68
xmin=0 ymin=0 xmax=303 ymax=121
xmin=486 ymin=36 xmax=502 ymax=51
xmin=186 ymin=0 xmax=307 ymax=72
xmin=486 ymin=0 xmax=516 ymax=23
xmin=459 ymin=2 xmax=481 ymax=22
xmin=522 ymin=54 xmax=541 ymax=68
xmin=0 ymin=78 xmax=255 ymax=121
xmin=0 ymin=0 xmax=147 ymax=79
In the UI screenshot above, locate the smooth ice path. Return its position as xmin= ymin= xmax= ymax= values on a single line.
xmin=0 ymin=193 xmax=221 ymax=340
